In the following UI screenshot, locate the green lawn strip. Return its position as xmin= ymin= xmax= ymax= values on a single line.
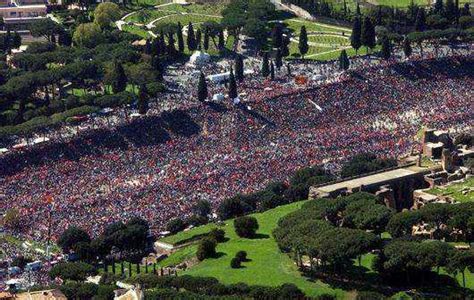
xmin=152 ymin=14 xmax=221 ymax=27
xmin=308 ymin=35 xmax=350 ymax=46
xmin=124 ymin=10 xmax=175 ymax=23
xmin=426 ymin=177 xmax=474 ymax=203
xmin=122 ymin=24 xmax=152 ymax=38
xmin=285 ymin=18 xmax=352 ymax=35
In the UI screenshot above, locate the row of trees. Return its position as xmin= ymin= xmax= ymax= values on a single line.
xmin=274 ymin=191 xmax=474 ymax=288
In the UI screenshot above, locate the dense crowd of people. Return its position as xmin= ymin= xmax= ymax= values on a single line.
xmin=0 ymin=53 xmax=472 ymax=245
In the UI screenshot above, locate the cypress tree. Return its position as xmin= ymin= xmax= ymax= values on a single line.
xmin=167 ymin=32 xmax=176 ymax=57
xmin=187 ymin=22 xmax=196 ymax=51
xmin=177 ymin=22 xmax=184 ymax=53
xmin=272 ymin=23 xmax=283 ymax=49
xmin=339 ymin=49 xmax=350 ymax=70
xmin=361 ymin=17 xmax=376 ymax=53
xmin=281 ymin=37 xmax=290 ymax=57
xmin=287 ymin=63 xmax=291 ymax=77
xmin=121 ymin=261 xmax=125 ymax=275
xmin=159 ymin=32 xmax=166 ymax=53
xmin=128 ymin=262 xmax=132 ymax=277
xmin=228 ymin=67 xmax=238 ymax=99
xmin=235 ymin=55 xmax=244 ymax=82
xmin=415 ymin=8 xmax=426 ymax=31
xmin=381 ymin=36 xmax=391 ymax=60
xmin=144 ymin=38 xmax=151 ymax=55
xmin=111 ymin=61 xmax=127 ymax=94
xmin=151 ymin=55 xmax=163 ymax=80
xmin=138 ymin=84 xmax=149 ymax=115
xmin=350 ymin=17 xmax=362 ymax=54
xmin=196 ymin=28 xmax=202 ymax=50
xmin=218 ymin=29 xmax=225 ymax=50
xmin=445 ymin=0 xmax=457 ymax=22
xmin=270 ymin=61 xmax=275 ymax=80
xmin=298 ymin=26 xmax=309 ymax=59
xmin=261 ymin=52 xmax=270 ymax=77
xmin=275 ymin=48 xmax=283 ymax=70
xmin=356 ymin=3 xmax=361 ymax=15
xmin=403 ymin=38 xmax=412 ymax=58
xmin=151 ymin=37 xmax=160 ymax=56
xmin=434 ymin=0 xmax=443 ymax=14
xmin=197 ymin=72 xmax=208 ymax=102
xmin=203 ymin=29 xmax=210 ymax=51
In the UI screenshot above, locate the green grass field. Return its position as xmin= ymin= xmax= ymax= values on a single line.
xmin=426 ymin=177 xmax=474 ymax=203
xmin=176 ymin=201 xmax=347 ymax=298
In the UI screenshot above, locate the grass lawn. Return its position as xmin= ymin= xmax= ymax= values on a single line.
xmin=308 ymin=34 xmax=350 ymax=46
xmin=159 ymin=201 xmax=347 ymax=298
xmin=285 ymin=18 xmax=352 ymax=35
xmin=426 ymin=177 xmax=474 ymax=202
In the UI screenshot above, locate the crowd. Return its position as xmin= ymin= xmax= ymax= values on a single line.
xmin=0 ymin=53 xmax=472 ymax=245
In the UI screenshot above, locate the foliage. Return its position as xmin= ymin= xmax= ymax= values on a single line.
xmin=196 ymin=238 xmax=217 ymax=261
xmin=49 ymin=262 xmax=96 ymax=281
xmin=234 ymin=216 xmax=259 ymax=238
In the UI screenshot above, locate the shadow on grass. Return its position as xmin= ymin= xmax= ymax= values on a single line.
xmin=249 ymin=233 xmax=270 ymax=240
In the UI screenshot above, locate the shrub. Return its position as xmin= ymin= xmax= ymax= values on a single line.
xmin=196 ymin=238 xmax=217 ymax=261
xmin=49 ymin=262 xmax=96 ymax=281
xmin=207 ymin=228 xmax=225 ymax=243
xmin=146 ymin=82 xmax=166 ymax=96
xmin=235 ymin=251 xmax=247 ymax=262
xmin=230 ymin=257 xmax=241 ymax=269
xmin=234 ymin=216 xmax=259 ymax=238
xmin=186 ymin=215 xmax=208 ymax=227
xmin=166 ymin=218 xmax=187 ymax=234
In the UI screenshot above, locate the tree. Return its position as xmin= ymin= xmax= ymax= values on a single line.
xmin=94 ymin=2 xmax=121 ymax=29
xmin=415 ymin=8 xmax=426 ymax=31
xmin=218 ymin=29 xmax=225 ymax=50
xmin=228 ymin=67 xmax=238 ymax=99
xmin=11 ymin=32 xmax=21 ymax=49
xmin=445 ymin=0 xmax=457 ymax=23
xmin=270 ymin=61 xmax=275 ymax=80
xmin=434 ymin=0 xmax=444 ymax=15
xmin=230 ymin=257 xmax=241 ymax=268
xmin=166 ymin=218 xmax=186 ymax=234
xmin=137 ymin=84 xmax=149 ymax=115
xmin=275 ymin=49 xmax=283 ymax=70
xmin=234 ymin=216 xmax=259 ymax=238
xmin=235 ymin=251 xmax=247 ymax=262
xmin=73 ymin=23 xmax=103 ymax=48
xmin=298 ymin=26 xmax=308 ymax=58
xmin=195 ymin=28 xmax=202 ymax=49
xmin=339 ymin=49 xmax=350 ymax=70
xmin=167 ymin=32 xmax=176 ymax=57
xmin=403 ymin=38 xmax=412 ymax=58
xmin=49 ymin=262 xmax=96 ymax=281
xmin=235 ymin=55 xmax=244 ymax=82
xmin=109 ymin=61 xmax=127 ymax=94
xmin=197 ymin=72 xmax=208 ymax=102
xmin=381 ymin=36 xmax=391 ymax=60
xmin=350 ymin=17 xmax=362 ymax=54
xmin=187 ymin=22 xmax=196 ymax=51
xmin=272 ymin=23 xmax=283 ymax=49
xmin=196 ymin=238 xmax=216 ymax=261
xmin=281 ymin=36 xmax=290 ymax=57
xmin=58 ymin=30 xmax=72 ymax=47
xmin=261 ymin=52 xmax=270 ymax=77
xmin=29 ymin=19 xmax=60 ymax=42
xmin=151 ymin=55 xmax=163 ymax=80
xmin=208 ymin=228 xmax=226 ymax=243
xmin=203 ymin=29 xmax=210 ymax=51
xmin=243 ymin=18 xmax=267 ymax=52
xmin=361 ymin=17 xmax=376 ymax=53
xmin=177 ymin=22 xmax=184 ymax=53
xmin=192 ymin=200 xmax=212 ymax=218
xmin=446 ymin=250 xmax=474 ymax=288
xmin=58 ymin=226 xmax=91 ymax=253
xmin=460 ymin=3 xmax=470 ymax=16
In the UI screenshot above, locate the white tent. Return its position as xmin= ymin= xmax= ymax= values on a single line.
xmin=189 ymin=51 xmax=211 ymax=66
xmin=212 ymin=93 xmax=225 ymax=101
xmin=0 ymin=148 xmax=8 ymax=154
